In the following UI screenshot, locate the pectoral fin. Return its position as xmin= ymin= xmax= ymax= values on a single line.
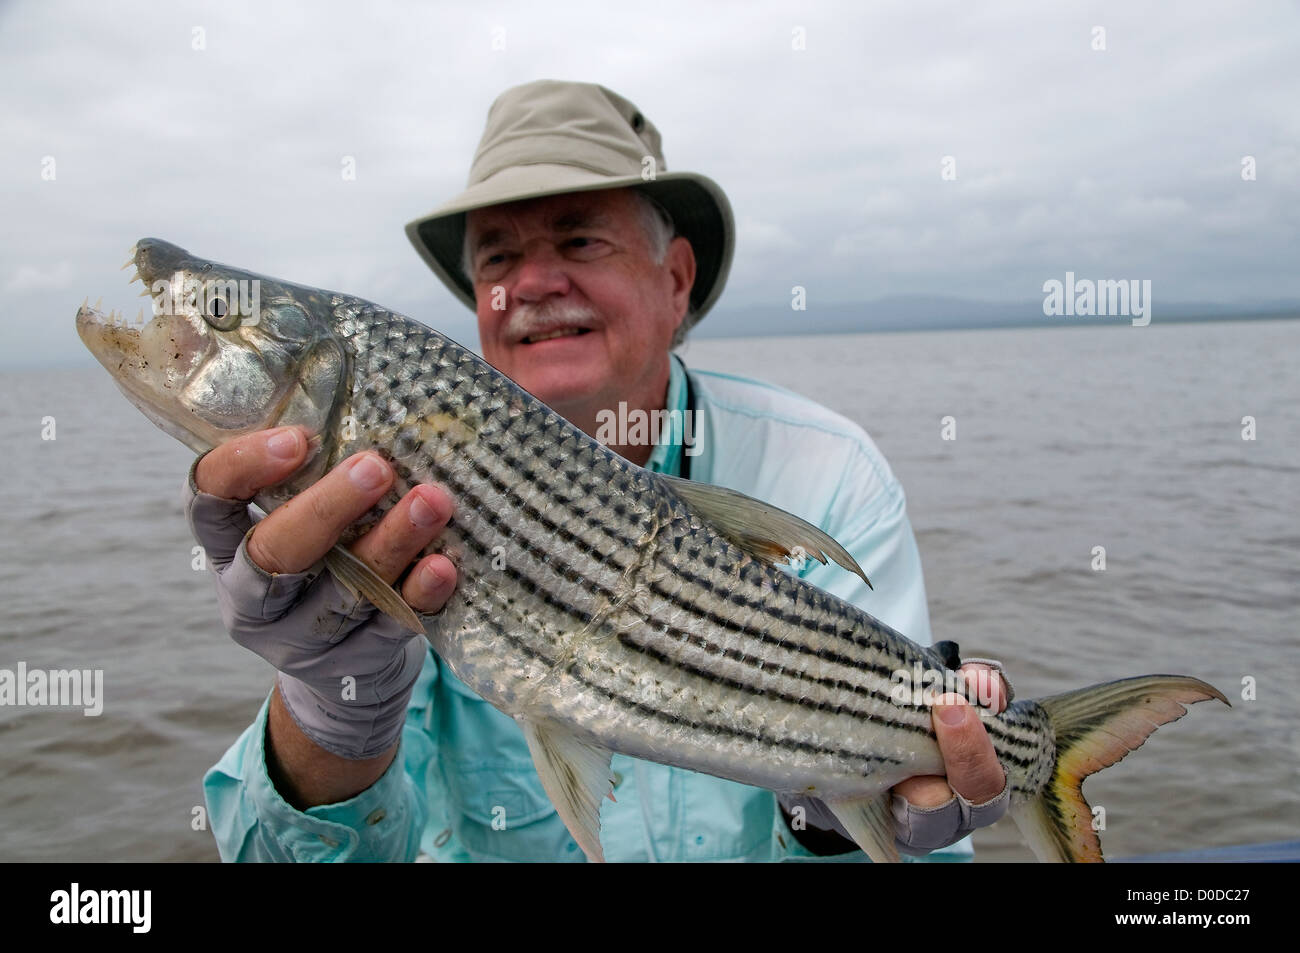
xmin=660 ymin=473 xmax=872 ymax=589
xmin=825 ymin=793 xmax=901 ymax=863
xmin=323 ymin=544 xmax=424 ymax=634
xmin=520 ymin=719 xmax=615 ymax=863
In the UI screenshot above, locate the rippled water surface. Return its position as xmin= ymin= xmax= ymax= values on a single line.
xmin=1 ymin=318 xmax=1296 ymax=861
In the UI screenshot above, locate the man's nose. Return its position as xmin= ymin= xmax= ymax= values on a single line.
xmin=510 ymin=242 xmax=572 ymax=302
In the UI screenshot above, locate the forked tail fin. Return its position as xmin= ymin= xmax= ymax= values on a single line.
xmin=1010 ymin=675 xmax=1229 ymax=862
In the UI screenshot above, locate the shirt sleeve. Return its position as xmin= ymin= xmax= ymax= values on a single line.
xmin=202 ymin=650 xmax=440 ymax=862
xmin=797 ymin=440 xmax=932 ymax=645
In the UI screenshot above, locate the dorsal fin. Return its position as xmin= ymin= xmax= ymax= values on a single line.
xmin=659 ymin=473 xmax=872 ymax=589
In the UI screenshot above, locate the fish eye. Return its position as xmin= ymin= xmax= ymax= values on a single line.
xmin=204 ymin=292 xmax=241 ymax=331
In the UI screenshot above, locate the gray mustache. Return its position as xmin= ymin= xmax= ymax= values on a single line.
xmin=507 ymin=301 xmax=599 ymax=338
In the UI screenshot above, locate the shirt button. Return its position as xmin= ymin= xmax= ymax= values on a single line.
xmin=366 ymin=808 xmax=387 ymax=826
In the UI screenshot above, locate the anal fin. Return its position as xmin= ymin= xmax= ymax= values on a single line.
xmin=825 ymin=793 xmax=901 ymax=863
xmin=520 ymin=719 xmax=615 ymax=863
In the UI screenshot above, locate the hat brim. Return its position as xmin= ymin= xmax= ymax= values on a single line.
xmin=404 ymin=163 xmax=734 ymax=330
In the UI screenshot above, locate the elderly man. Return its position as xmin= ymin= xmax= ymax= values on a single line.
xmin=196 ymin=80 xmax=1010 ymax=862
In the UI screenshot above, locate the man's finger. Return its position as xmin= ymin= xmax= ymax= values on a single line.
xmin=349 ymin=485 xmax=454 ymax=584
xmin=891 ymin=774 xmax=955 ymax=809
xmin=957 ymin=664 xmax=1007 ymax=713
xmin=889 ymin=670 xmax=1008 ymax=808
xmin=247 ymin=452 xmax=394 ymax=575
xmin=931 ymin=693 xmax=1006 ymax=805
xmin=194 ymin=426 xmax=309 ymax=501
xmin=402 ymin=554 xmax=458 ymax=614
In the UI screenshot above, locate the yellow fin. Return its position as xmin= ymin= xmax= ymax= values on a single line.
xmin=660 ymin=473 xmax=872 ymax=589
xmin=1010 ymin=674 xmax=1229 ymax=862
xmin=323 ymin=544 xmax=424 ymax=634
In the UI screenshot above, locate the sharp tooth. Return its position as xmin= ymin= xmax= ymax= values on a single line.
xmin=81 ymin=296 xmax=89 ymax=311
xmin=121 ymin=258 xmax=134 ymax=271
xmin=95 ymin=297 xmax=102 ymax=311
xmin=139 ymin=289 xmax=152 ymax=297
xmin=136 ymin=308 xmax=145 ymax=324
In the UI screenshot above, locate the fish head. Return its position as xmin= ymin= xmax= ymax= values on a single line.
xmin=76 ymin=238 xmax=349 ymax=481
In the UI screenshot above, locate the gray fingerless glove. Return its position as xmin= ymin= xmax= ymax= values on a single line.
xmin=184 ymin=457 xmax=429 ymax=760
xmin=889 ymin=776 xmax=1010 ymax=856
xmin=778 ymin=777 xmax=1011 ymax=858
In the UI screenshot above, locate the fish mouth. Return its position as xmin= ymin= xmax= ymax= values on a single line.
xmin=75 ymin=241 xmax=209 ymax=370
xmin=75 ymin=241 xmax=218 ymax=453
xmin=75 ymin=238 xmax=185 ymax=338
xmin=73 ymin=242 xmax=153 ymax=338
xmin=75 ymin=300 xmax=213 ymax=453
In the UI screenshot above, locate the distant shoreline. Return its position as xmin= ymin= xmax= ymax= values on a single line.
xmin=9 ymin=309 xmax=1300 ymax=373
xmin=697 ymin=305 xmax=1300 ymax=342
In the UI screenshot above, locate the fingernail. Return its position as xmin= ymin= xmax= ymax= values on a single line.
xmin=937 ymin=697 xmax=969 ymax=726
xmin=409 ymin=492 xmax=439 ymax=528
xmin=349 ymin=454 xmax=389 ymax=490
xmin=266 ymin=428 xmax=301 ymax=460
xmin=422 ymin=561 xmax=448 ymax=591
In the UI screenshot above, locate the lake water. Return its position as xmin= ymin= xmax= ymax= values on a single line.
xmin=1 ymin=318 xmax=1296 ymax=861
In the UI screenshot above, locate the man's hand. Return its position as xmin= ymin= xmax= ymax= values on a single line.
xmin=186 ymin=425 xmax=459 ymax=809
xmin=779 ymin=662 xmax=1010 ymax=857
xmin=888 ymin=663 xmax=1010 ymax=855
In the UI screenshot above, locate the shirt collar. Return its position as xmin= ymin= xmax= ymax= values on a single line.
xmin=646 ymin=352 xmax=689 ymax=476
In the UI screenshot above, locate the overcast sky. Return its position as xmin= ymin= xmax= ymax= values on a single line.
xmin=2 ymin=0 xmax=1297 ymax=367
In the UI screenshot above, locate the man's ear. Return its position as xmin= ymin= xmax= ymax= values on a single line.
xmin=666 ymin=235 xmax=696 ymax=325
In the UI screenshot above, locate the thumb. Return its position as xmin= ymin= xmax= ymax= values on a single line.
xmin=931 ymin=693 xmax=1006 ymax=805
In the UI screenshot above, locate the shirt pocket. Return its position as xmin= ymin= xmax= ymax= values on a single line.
xmin=676 ymin=771 xmax=782 ymax=861
xmin=436 ymin=668 xmax=585 ymax=862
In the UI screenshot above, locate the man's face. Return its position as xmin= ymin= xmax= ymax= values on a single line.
xmin=464 ymin=188 xmax=694 ymax=416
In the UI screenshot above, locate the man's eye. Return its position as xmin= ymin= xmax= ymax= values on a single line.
xmin=566 ymin=237 xmax=604 ymax=252
xmin=477 ymin=252 xmax=510 ymax=276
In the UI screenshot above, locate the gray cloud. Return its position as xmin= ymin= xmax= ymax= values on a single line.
xmin=1 ymin=0 xmax=1297 ymax=366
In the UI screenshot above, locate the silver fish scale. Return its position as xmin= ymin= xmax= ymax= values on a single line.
xmin=326 ymin=302 xmax=1055 ymax=800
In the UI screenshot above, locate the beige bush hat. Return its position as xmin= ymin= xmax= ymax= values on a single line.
xmin=405 ymin=79 xmax=735 ymax=329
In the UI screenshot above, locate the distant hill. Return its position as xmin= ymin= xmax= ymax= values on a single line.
xmin=696 ymin=295 xmax=1300 ymax=339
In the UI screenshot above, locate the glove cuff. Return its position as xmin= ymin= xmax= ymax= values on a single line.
xmin=276 ymin=637 xmax=426 ymax=760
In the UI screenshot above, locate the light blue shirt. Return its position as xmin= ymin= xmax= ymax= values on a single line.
xmin=203 ymin=353 xmax=971 ymax=861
